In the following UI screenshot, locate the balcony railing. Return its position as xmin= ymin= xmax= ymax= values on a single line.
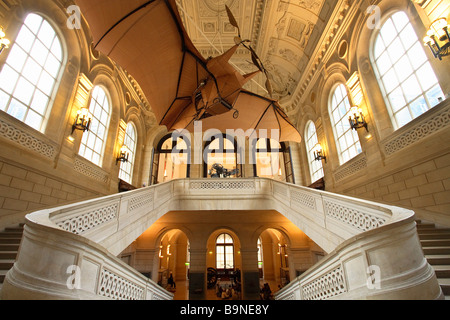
xmin=0 ymin=178 xmax=443 ymax=300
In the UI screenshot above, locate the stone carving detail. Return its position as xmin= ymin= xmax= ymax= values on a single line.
xmin=291 ymin=189 xmax=316 ymax=210
xmin=334 ymin=155 xmax=367 ymax=182
xmin=190 ymin=180 xmax=255 ymax=190
xmin=128 ymin=191 xmax=154 ymax=212
xmin=324 ymin=200 xmax=386 ymax=232
xmin=56 ymin=203 xmax=118 ymax=235
xmin=74 ymin=158 xmax=109 ymax=183
xmin=302 ymin=266 xmax=346 ymax=300
xmin=0 ymin=118 xmax=57 ymax=159
xmin=384 ymin=106 xmax=450 ymax=156
xmin=99 ymin=268 xmax=144 ymax=300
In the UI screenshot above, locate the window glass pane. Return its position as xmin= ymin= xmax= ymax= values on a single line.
xmin=399 ymin=24 xmax=418 ymax=50
xmin=372 ymin=11 xmax=443 ymax=129
xmin=6 ymin=45 xmax=27 ymax=72
xmin=416 ymin=62 xmax=438 ymax=91
xmin=0 ymin=13 xmax=63 ymax=132
xmin=24 ymin=14 xmax=43 ymax=33
xmin=395 ymin=108 xmax=413 ymax=127
xmin=24 ymin=109 xmax=42 ymax=130
xmin=0 ymin=65 xmax=19 ymax=94
xmin=410 ymin=97 xmax=428 ymax=118
xmin=329 ymin=84 xmax=362 ymax=165
xmin=8 ymin=99 xmax=27 ymax=121
xmin=426 ymin=84 xmax=445 ymax=108
xmin=22 ymin=58 xmax=42 ymax=85
xmin=119 ymin=123 xmax=138 ymax=184
xmin=375 ymin=51 xmax=391 ymax=75
xmin=15 ymin=26 xmax=35 ymax=52
xmin=380 ymin=19 xmax=396 ymax=45
xmin=0 ymin=90 xmax=10 ymax=111
xmin=305 ymin=121 xmax=324 ymax=182
xmin=30 ymin=40 xmax=49 ymax=65
xmin=79 ymin=86 xmax=111 ymax=167
xmin=14 ymin=77 xmax=35 ymax=105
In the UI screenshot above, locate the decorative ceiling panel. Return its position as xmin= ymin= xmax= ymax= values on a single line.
xmin=176 ymin=0 xmax=337 ymax=102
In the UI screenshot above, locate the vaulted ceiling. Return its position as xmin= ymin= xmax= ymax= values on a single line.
xmin=176 ymin=0 xmax=337 ymax=104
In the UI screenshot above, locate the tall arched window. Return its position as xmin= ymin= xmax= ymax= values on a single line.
xmin=253 ymin=138 xmax=287 ymax=181
xmin=372 ymin=11 xmax=444 ymax=129
xmin=0 ymin=13 xmax=64 ymax=132
xmin=305 ymin=121 xmax=324 ymax=182
xmin=204 ymin=134 xmax=239 ymax=178
xmin=78 ymin=86 xmax=111 ymax=167
xmin=155 ymin=133 xmax=190 ymax=184
xmin=119 ymin=122 xmax=137 ymax=184
xmin=329 ymin=84 xmax=362 ymax=164
xmin=216 ymin=233 xmax=234 ymax=273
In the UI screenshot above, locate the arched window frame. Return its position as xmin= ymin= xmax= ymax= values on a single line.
xmin=78 ymin=85 xmax=111 ymax=167
xmin=0 ymin=13 xmax=65 ymax=132
xmin=216 ymin=233 xmax=235 ymax=272
xmin=370 ymin=10 xmax=445 ymax=129
xmin=203 ymin=134 xmax=240 ymax=178
xmin=154 ymin=132 xmax=191 ymax=183
xmin=119 ymin=122 xmax=138 ymax=184
xmin=329 ymin=83 xmax=362 ymax=165
xmin=305 ymin=121 xmax=324 ymax=183
xmin=253 ymin=138 xmax=289 ymax=181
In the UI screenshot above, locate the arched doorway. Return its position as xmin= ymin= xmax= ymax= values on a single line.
xmin=257 ymin=228 xmax=291 ymax=292
xmin=154 ymin=229 xmax=191 ymax=300
xmin=206 ymin=229 xmax=242 ymax=300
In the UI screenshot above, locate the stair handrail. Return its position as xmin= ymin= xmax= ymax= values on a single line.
xmin=1 ymin=178 xmax=443 ymax=300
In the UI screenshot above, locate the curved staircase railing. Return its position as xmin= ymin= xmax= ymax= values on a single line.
xmin=0 ymin=178 xmax=443 ymax=300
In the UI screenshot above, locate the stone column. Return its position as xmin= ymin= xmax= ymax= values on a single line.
xmin=240 ymin=246 xmax=260 ymax=300
xmin=188 ymin=247 xmax=207 ymax=300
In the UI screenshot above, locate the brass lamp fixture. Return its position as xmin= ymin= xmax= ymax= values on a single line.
xmin=71 ymin=107 xmax=92 ymax=134
xmin=116 ymin=145 xmax=130 ymax=165
xmin=0 ymin=26 xmax=10 ymax=55
xmin=313 ymin=144 xmax=327 ymax=163
xmin=348 ymin=106 xmax=368 ymax=132
xmin=423 ymin=17 xmax=450 ymax=60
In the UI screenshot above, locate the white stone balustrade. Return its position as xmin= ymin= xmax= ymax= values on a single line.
xmin=0 ymin=178 xmax=443 ymax=300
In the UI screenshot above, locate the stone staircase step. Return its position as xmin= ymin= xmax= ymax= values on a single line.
xmin=417 ymin=228 xmax=450 ymax=234
xmin=422 ymin=247 xmax=450 ymax=255
xmin=4 ymin=226 xmax=24 ymax=232
xmin=0 ymin=251 xmax=17 ymax=260
xmin=420 ymin=239 xmax=450 ymax=247
xmin=0 ymin=232 xmax=24 ymax=238
xmin=0 ymin=259 xmax=15 ymax=270
xmin=0 ymin=244 xmax=20 ymax=251
xmin=432 ymin=265 xmax=450 ymax=278
xmin=438 ymin=278 xmax=450 ymax=295
xmin=0 ymin=270 xmax=7 ymax=283
xmin=425 ymin=255 xmax=450 ymax=265
xmin=0 ymin=238 xmax=22 ymax=244
xmin=419 ymin=233 xmax=450 ymax=240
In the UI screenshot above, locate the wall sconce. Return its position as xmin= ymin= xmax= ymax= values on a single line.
xmin=423 ymin=17 xmax=450 ymax=60
xmin=0 ymin=27 xmax=10 ymax=55
xmin=116 ymin=145 xmax=130 ymax=165
xmin=71 ymin=107 xmax=92 ymax=134
xmin=313 ymin=144 xmax=327 ymax=163
xmin=348 ymin=106 xmax=368 ymax=132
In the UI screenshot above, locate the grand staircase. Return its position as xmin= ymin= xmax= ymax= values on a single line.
xmin=416 ymin=220 xmax=450 ymax=300
xmin=1 ymin=221 xmax=450 ymax=299
xmin=0 ymin=224 xmax=23 ymax=291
